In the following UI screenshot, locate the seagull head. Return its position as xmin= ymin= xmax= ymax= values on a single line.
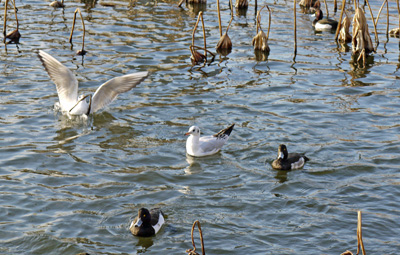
xmin=69 ymin=94 xmax=92 ymax=115
xmin=185 ymin=126 xmax=201 ymax=136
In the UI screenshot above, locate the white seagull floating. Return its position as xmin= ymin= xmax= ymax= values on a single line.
xmin=185 ymin=124 xmax=235 ymax=157
xmin=38 ymin=50 xmax=149 ymax=116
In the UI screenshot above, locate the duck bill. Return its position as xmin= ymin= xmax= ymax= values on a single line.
xmin=134 ymin=218 xmax=143 ymax=228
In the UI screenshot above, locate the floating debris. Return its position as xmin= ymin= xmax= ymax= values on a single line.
xmin=69 ymin=8 xmax=87 ymax=56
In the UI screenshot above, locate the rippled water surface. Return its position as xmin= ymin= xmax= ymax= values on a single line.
xmin=1 ymin=0 xmax=400 ymax=254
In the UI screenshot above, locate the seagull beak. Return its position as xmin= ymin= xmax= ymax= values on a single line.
xmin=184 ymin=132 xmax=191 ymax=136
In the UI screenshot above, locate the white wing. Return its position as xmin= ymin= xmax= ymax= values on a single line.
xmin=38 ymin=50 xmax=78 ymax=111
xmin=90 ymin=71 xmax=149 ymax=113
xmin=199 ymin=135 xmax=229 ymax=154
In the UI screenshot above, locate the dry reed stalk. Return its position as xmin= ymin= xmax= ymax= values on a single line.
xmin=338 ymin=15 xmax=352 ymax=43
xmin=3 ymin=0 xmax=21 ymax=44
xmin=252 ymin=5 xmax=271 ymax=53
xmin=185 ymin=220 xmax=205 ymax=255
xmin=375 ymin=0 xmax=388 ymax=35
xmin=216 ymin=0 xmax=233 ymax=54
xmin=69 ymin=8 xmax=87 ymax=55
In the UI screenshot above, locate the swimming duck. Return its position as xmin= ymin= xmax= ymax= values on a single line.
xmin=130 ymin=208 xmax=165 ymax=237
xmin=271 ymin=144 xmax=309 ymax=170
xmin=185 ymin=124 xmax=235 ymax=157
xmin=313 ymin=9 xmax=338 ymax=31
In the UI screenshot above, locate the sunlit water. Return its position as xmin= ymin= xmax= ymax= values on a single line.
xmin=1 ymin=0 xmax=400 ymax=254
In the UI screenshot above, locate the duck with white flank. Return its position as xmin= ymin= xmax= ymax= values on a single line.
xmin=272 ymin=144 xmax=309 ymax=170
xmin=313 ymin=9 xmax=338 ymax=31
xmin=130 ymin=208 xmax=165 ymax=237
xmin=38 ymin=50 xmax=148 ymax=116
xmin=185 ymin=124 xmax=235 ymax=157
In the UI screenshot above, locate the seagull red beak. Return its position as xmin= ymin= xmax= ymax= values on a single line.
xmin=184 ymin=132 xmax=191 ymax=136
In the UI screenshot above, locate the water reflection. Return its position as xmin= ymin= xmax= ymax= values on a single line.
xmin=274 ymin=170 xmax=288 ymax=183
xmin=135 ymin=237 xmax=154 ymax=252
xmin=348 ymin=54 xmax=375 ymax=80
xmin=254 ymin=49 xmax=269 ymax=61
xmin=185 ymin=155 xmax=203 ymax=175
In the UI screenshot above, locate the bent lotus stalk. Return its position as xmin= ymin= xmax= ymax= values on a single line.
xmin=190 ymin=11 xmax=215 ymax=65
xmin=69 ymin=8 xmax=87 ymax=55
xmin=252 ymin=5 xmax=271 ymax=53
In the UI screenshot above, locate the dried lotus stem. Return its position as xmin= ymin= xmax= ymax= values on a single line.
xmin=216 ymin=0 xmax=233 ymax=53
xmin=252 ymin=5 xmax=271 ymax=53
xmin=185 ymin=220 xmax=205 ymax=255
xmin=235 ymin=0 xmax=248 ymax=9
xmin=352 ymin=6 xmax=374 ymax=67
xmin=334 ymin=0 xmax=346 ymax=41
xmin=364 ymin=0 xmax=379 ymax=47
xmin=293 ymin=0 xmax=297 ymax=57
xmin=3 ymin=0 xmax=21 ymax=44
xmin=338 ymin=14 xmax=352 ymax=43
xmin=323 ymin=0 xmax=329 ymax=18
xmin=69 ymin=8 xmax=87 ymax=55
xmin=357 ymin=211 xmax=366 ymax=255
xmin=375 ymin=0 xmax=388 ymax=35
xmin=390 ymin=0 xmax=400 ymax=37
xmin=190 ymin=11 xmax=214 ymax=65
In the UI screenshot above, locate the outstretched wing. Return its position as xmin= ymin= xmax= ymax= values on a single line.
xmin=90 ymin=71 xmax=149 ymax=113
xmin=38 ymin=50 xmax=78 ymax=111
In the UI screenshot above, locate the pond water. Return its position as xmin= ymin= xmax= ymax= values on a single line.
xmin=1 ymin=0 xmax=400 ymax=254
